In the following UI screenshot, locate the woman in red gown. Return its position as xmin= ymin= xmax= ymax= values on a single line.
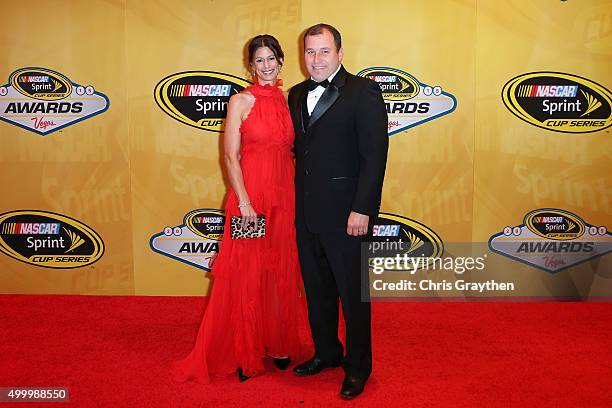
xmin=172 ymin=35 xmax=310 ymax=383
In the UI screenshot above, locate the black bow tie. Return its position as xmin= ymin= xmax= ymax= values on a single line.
xmin=307 ymin=78 xmax=330 ymax=92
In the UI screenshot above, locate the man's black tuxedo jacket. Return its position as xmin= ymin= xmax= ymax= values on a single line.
xmin=289 ymin=65 xmax=389 ymax=233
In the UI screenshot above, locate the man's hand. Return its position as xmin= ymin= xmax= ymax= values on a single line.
xmin=347 ymin=211 xmax=369 ymax=236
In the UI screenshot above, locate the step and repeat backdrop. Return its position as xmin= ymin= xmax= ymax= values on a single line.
xmin=0 ymin=0 xmax=610 ymax=298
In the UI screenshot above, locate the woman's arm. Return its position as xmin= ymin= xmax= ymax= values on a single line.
xmin=223 ymin=93 xmax=257 ymax=226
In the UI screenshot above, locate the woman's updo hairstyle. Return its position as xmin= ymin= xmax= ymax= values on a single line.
xmin=247 ymin=34 xmax=284 ymax=65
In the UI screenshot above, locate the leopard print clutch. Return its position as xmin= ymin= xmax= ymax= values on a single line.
xmin=230 ymin=215 xmax=266 ymax=239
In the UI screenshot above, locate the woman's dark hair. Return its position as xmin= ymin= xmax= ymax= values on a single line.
xmin=247 ymin=34 xmax=284 ymax=65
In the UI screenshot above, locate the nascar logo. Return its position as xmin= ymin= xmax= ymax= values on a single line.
xmin=1 ymin=222 xmax=61 ymax=235
xmin=372 ymin=224 xmax=401 ymax=237
xmin=525 ymin=209 xmax=585 ymax=240
xmin=0 ymin=67 xmax=109 ymax=136
xmin=488 ymin=208 xmax=611 ymax=273
xmin=502 ymin=72 xmax=612 ymax=133
xmin=150 ymin=209 xmax=225 ymax=272
xmin=154 ymin=71 xmax=250 ymax=133
xmin=0 ymin=210 xmax=104 ymax=269
xmin=531 ymin=217 xmax=563 ymax=223
xmin=368 ymin=212 xmax=444 ymax=272
xmin=516 ymin=85 xmax=578 ymax=98
xmin=168 ymin=84 xmax=232 ymax=97
xmin=357 ymin=67 xmax=456 ymax=135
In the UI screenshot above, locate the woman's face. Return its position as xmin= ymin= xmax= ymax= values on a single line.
xmin=251 ymin=46 xmax=281 ymax=85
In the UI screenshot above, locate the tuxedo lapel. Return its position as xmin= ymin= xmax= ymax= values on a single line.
xmin=294 ymin=83 xmax=307 ymax=134
xmin=308 ymin=85 xmax=339 ymax=129
xmin=307 ymin=65 xmax=348 ymax=129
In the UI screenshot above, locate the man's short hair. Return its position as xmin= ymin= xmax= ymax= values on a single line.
xmin=304 ymin=23 xmax=342 ymax=51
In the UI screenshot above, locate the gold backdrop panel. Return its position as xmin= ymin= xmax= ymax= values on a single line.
xmin=0 ymin=0 xmax=133 ymax=294
xmin=0 ymin=0 xmax=609 ymax=296
xmin=474 ymin=0 xmax=612 ymax=295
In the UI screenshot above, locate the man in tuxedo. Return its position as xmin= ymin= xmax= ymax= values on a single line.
xmin=288 ymin=23 xmax=388 ymax=399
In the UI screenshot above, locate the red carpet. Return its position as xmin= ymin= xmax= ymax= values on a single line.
xmin=0 ymin=295 xmax=611 ymax=407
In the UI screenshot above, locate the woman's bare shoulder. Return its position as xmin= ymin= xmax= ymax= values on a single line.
xmin=229 ymin=91 xmax=255 ymax=115
xmin=230 ymin=90 xmax=254 ymax=104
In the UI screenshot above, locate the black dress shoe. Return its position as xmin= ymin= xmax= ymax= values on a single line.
xmin=340 ymin=375 xmax=367 ymax=399
xmin=237 ymin=368 xmax=251 ymax=382
xmin=273 ymin=357 xmax=291 ymax=370
xmin=293 ymin=356 xmax=341 ymax=376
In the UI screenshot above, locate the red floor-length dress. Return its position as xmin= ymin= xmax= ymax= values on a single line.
xmin=172 ymin=81 xmax=311 ymax=383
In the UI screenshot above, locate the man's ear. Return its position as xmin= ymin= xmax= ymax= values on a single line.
xmin=338 ymin=48 xmax=344 ymax=62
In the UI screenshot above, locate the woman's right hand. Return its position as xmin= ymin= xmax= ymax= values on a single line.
xmin=239 ymin=203 xmax=258 ymax=230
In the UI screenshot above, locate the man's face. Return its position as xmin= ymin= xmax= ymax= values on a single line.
xmin=304 ymin=29 xmax=343 ymax=82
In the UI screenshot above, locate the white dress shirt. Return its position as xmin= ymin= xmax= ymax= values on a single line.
xmin=307 ymin=64 xmax=342 ymax=115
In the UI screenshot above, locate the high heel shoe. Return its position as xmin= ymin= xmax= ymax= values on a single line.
xmin=273 ymin=357 xmax=291 ymax=370
xmin=237 ymin=367 xmax=251 ymax=382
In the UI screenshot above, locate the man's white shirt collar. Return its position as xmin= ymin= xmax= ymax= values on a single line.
xmin=308 ymin=64 xmax=342 ymax=92
xmin=306 ymin=65 xmax=342 ymax=115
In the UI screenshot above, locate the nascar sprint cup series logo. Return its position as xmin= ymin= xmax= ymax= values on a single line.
xmin=154 ymin=71 xmax=250 ymax=132
xmin=150 ymin=209 xmax=224 ymax=271
xmin=489 ymin=208 xmax=612 ymax=273
xmin=0 ymin=210 xmax=104 ymax=268
xmin=502 ymin=72 xmax=612 ymax=133
xmin=357 ymin=67 xmax=456 ymax=135
xmin=0 ymin=67 xmax=109 ymax=135
xmin=369 ymin=212 xmax=444 ymax=270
